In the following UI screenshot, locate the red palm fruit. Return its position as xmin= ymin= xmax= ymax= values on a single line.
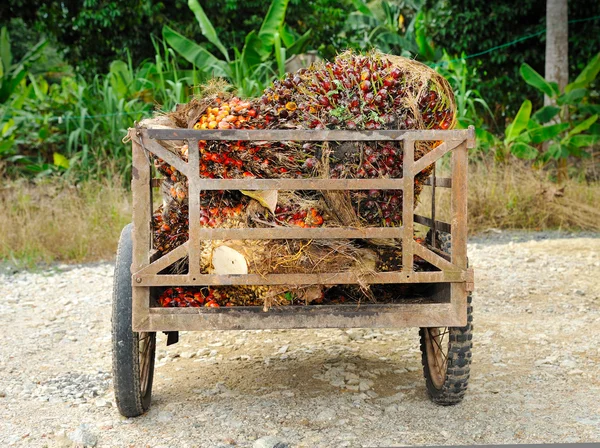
xmin=364 ymin=92 xmax=374 ymax=103
xmin=390 ymin=68 xmax=401 ymax=79
xmin=360 ymin=80 xmax=371 ymax=92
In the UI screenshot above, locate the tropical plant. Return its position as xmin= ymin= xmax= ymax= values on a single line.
xmin=343 ymin=0 xmax=439 ymax=61
xmin=500 ymin=53 xmax=600 ymax=165
xmin=163 ymin=0 xmax=311 ymax=97
xmin=0 ymin=27 xmax=47 ymax=104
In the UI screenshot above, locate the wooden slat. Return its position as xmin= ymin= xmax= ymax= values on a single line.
xmin=137 ymin=131 xmax=189 ymax=176
xmin=140 ymin=303 xmax=462 ymax=331
xmin=413 ymin=214 xmax=452 ymax=234
xmin=193 ymin=226 xmax=403 ymax=240
xmin=412 ymin=139 xmax=463 ymax=175
xmin=451 ymin=141 xmax=468 ymax=270
xmin=412 ymin=241 xmax=461 ymax=273
xmin=195 ymin=178 xmax=404 ymax=190
xmin=134 ymin=243 xmax=189 ymax=276
xmin=402 ymin=139 xmax=415 ymax=272
xmin=131 ymin=137 xmax=152 ymax=329
xmin=146 ymin=128 xmax=471 ymax=142
xmin=187 ymin=140 xmax=201 ymax=276
xmin=134 ymin=270 xmax=466 ymax=287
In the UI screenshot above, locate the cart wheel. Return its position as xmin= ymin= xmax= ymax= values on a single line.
xmin=111 ymin=224 xmax=156 ymax=417
xmin=419 ymin=230 xmax=472 ymax=405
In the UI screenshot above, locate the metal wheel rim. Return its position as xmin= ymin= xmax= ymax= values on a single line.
xmin=424 ymin=327 xmax=449 ymax=389
xmin=138 ymin=332 xmax=154 ymax=395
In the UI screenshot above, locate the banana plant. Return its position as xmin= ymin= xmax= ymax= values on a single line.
xmin=344 ymin=0 xmax=437 ymax=61
xmin=0 ymin=27 xmax=48 ymax=104
xmin=503 ymin=53 xmax=600 ymax=163
xmin=163 ymin=0 xmax=311 ymax=97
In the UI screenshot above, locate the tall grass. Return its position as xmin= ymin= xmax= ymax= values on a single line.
xmin=415 ymin=161 xmax=600 ymax=234
xmin=0 ymin=178 xmax=130 ymax=267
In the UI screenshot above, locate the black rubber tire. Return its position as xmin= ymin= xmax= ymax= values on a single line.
xmin=419 ymin=231 xmax=473 ymax=405
xmin=111 ymin=224 xmax=156 ymax=417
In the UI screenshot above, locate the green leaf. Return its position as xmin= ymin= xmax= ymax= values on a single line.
xmin=162 ymin=25 xmax=228 ymax=77
xmin=53 ymin=152 xmax=70 ymax=169
xmin=563 ymin=134 xmax=599 ymax=148
xmin=528 ymin=122 xmax=569 ymax=144
xmin=286 ymin=29 xmax=312 ymax=55
xmin=187 ymin=0 xmax=230 ymax=61
xmin=241 ymin=30 xmax=269 ymax=68
xmin=350 ymin=0 xmax=373 ymax=16
xmin=558 ymin=88 xmax=587 ymax=106
xmin=520 ymin=63 xmax=559 ymax=98
xmin=259 ymin=0 xmax=289 ymax=47
xmin=580 ymin=105 xmax=600 ymax=115
xmin=566 ymin=114 xmax=598 ymax=139
xmin=274 ymin=32 xmax=285 ymax=77
xmin=511 ymin=142 xmax=538 ymax=160
xmin=546 ymin=142 xmax=564 ymax=159
xmin=532 ymin=105 xmax=560 ymax=124
xmin=565 ymin=52 xmax=600 ymax=93
xmin=505 ymin=100 xmax=532 ymax=143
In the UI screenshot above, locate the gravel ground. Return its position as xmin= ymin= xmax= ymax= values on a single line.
xmin=1 ymin=233 xmax=599 ymax=447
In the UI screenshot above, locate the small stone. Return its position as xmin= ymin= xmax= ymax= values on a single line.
xmin=94 ymin=398 xmax=111 ymax=408
xmin=346 ymin=384 xmax=360 ymax=392
xmin=253 ymin=436 xmax=288 ymax=448
xmin=157 ymin=411 xmax=174 ymax=422
xmin=384 ymin=404 xmax=399 ymax=413
xmin=568 ymin=369 xmax=584 ymax=375
xmin=574 ymin=289 xmax=585 ymax=296
xmin=68 ymin=424 xmax=98 ymax=447
xmin=358 ymin=381 xmax=372 ymax=392
xmin=278 ymin=345 xmax=289 ymax=354
xmin=180 ymin=352 xmax=195 ymax=359
xmin=0 ymin=390 xmax=6 ymax=398
xmin=315 ymin=408 xmax=336 ymax=422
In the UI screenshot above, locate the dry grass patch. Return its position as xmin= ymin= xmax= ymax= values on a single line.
xmin=1 ymin=179 xmax=130 ymax=267
xmin=416 ymin=162 xmax=600 ymax=234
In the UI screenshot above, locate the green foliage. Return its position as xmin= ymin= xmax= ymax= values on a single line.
xmin=501 ymin=54 xmax=600 ymax=164
xmin=0 ymin=27 xmax=197 ymax=181
xmin=421 ymin=0 xmax=600 ymax=122
xmin=343 ymin=0 xmax=438 ymax=61
xmin=163 ymin=0 xmax=310 ymax=97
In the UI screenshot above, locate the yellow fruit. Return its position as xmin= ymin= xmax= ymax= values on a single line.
xmin=208 ymin=121 xmax=218 ymax=129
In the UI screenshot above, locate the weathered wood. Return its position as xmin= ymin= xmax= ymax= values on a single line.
xmin=450 ymin=140 xmax=468 ymax=270
xmin=187 ymin=139 xmax=201 ymax=277
xmin=402 ymin=139 xmax=415 ymax=272
xmin=412 ymin=139 xmax=463 ymax=175
xmin=135 ymin=242 xmax=189 ymax=276
xmin=136 ymin=131 xmax=189 ymax=176
xmin=191 ymin=226 xmax=403 ymax=240
xmin=134 ymin=270 xmax=466 ymax=287
xmin=146 ymin=128 xmax=472 ymax=142
xmin=129 ymin=125 xmax=474 ymax=331
xmin=131 ymin=138 xmax=152 ymax=330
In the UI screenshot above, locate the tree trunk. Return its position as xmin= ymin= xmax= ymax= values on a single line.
xmin=545 ymin=0 xmax=569 ymax=182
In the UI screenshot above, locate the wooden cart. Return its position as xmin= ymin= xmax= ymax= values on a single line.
xmin=112 ymin=126 xmax=475 ymax=417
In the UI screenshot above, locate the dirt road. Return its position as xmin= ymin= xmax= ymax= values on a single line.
xmin=1 ymin=233 xmax=599 ymax=447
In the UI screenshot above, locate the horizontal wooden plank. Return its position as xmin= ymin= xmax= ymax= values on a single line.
xmin=192 ymin=226 xmax=403 ymax=240
xmin=133 ymin=270 xmax=467 ymax=287
xmin=134 ymin=303 xmax=462 ymax=331
xmin=145 ymin=128 xmax=470 ymax=142
xmin=191 ymin=177 xmax=405 ymax=190
xmin=413 ymin=215 xmax=452 ymax=234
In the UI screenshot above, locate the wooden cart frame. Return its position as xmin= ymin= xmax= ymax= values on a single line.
xmin=128 ymin=126 xmax=475 ymax=332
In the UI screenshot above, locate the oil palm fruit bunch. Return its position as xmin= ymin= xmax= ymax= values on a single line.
xmin=260 ymin=50 xmax=456 ymax=226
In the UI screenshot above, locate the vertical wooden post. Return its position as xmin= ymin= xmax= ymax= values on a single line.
xmin=402 ymin=139 xmax=415 ymax=272
xmin=450 ymin=141 xmax=468 ymax=270
xmin=187 ymin=139 xmax=201 ymax=276
xmin=450 ymin=139 xmax=469 ymax=326
xmin=131 ymin=134 xmax=151 ymax=330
